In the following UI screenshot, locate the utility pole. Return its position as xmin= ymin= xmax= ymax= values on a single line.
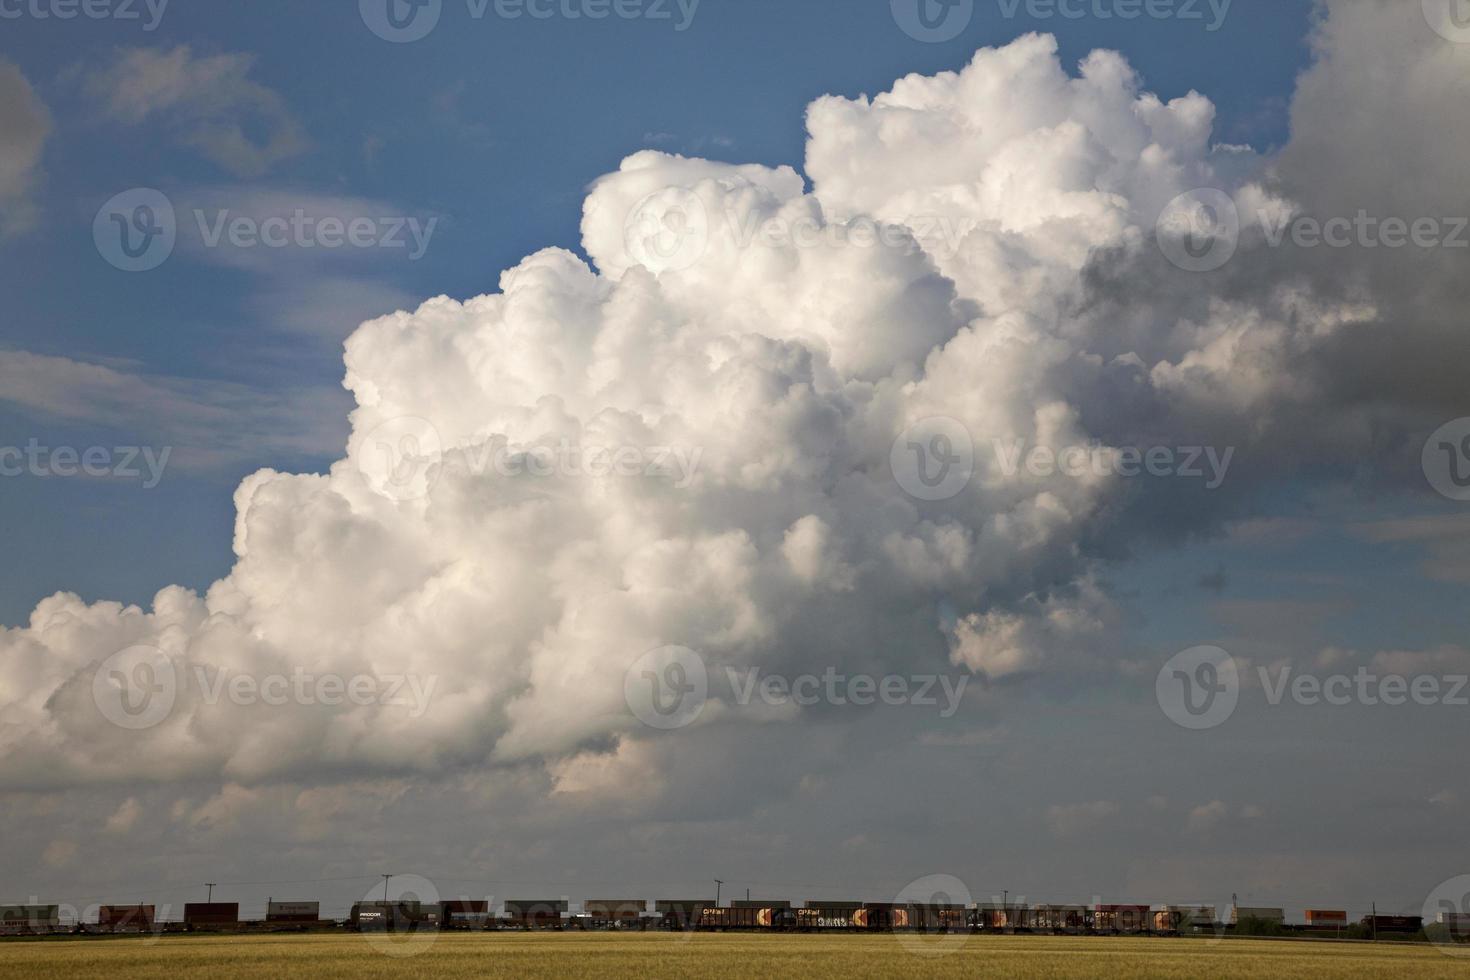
xmin=205 ymin=883 xmax=215 ymax=903
xmin=1371 ymin=902 xmax=1377 ymax=942
xmin=714 ymin=880 xmax=723 ymax=907
xmin=382 ymin=875 xmax=393 ymax=904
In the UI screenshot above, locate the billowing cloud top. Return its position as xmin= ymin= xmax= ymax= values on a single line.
xmin=3 ymin=11 xmax=1460 ymax=790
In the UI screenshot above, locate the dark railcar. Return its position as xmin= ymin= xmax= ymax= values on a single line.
xmin=98 ymin=906 xmax=155 ymax=933
xmin=796 ymin=903 xmax=862 ymax=930
xmin=1363 ymin=915 xmax=1424 ymax=934
xmin=506 ymin=900 xmax=568 ymax=929
xmin=699 ymin=906 xmax=793 ymax=930
xmin=183 ymin=903 xmax=239 ymax=930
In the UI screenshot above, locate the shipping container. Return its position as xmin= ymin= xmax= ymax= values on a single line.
xmin=440 ymin=900 xmax=490 ymax=929
xmin=98 ymin=906 xmax=155 ymax=932
xmin=1230 ymin=907 xmax=1285 ymax=925
xmin=583 ymin=900 xmax=644 ymax=927
xmin=1304 ymin=909 xmax=1347 ymax=926
xmin=0 ymin=905 xmax=60 ymax=934
xmin=266 ymin=901 xmax=320 ymax=924
xmin=183 ymin=903 xmax=239 ymax=929
xmin=1363 ymin=914 xmax=1423 ymax=934
xmin=1154 ymin=906 xmax=1216 ymax=932
xmin=506 ymin=900 xmax=568 ymax=929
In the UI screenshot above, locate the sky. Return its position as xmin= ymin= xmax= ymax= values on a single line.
xmin=2 ymin=0 xmax=1470 ymax=932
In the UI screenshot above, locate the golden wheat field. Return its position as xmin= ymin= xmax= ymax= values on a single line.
xmin=0 ymin=932 xmax=1465 ymax=979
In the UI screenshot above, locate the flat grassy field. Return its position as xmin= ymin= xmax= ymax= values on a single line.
xmin=1 ymin=932 xmax=1464 ymax=979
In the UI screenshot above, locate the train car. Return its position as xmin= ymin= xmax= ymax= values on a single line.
xmin=183 ymin=903 xmax=239 ymax=931
xmin=1094 ymin=905 xmax=1151 ymax=934
xmin=1363 ymin=914 xmax=1423 ymax=934
xmin=850 ymin=903 xmax=911 ymax=930
xmin=699 ymin=905 xmax=793 ymax=930
xmin=906 ymin=904 xmax=968 ymax=932
xmin=1034 ymin=905 xmax=1090 ymax=934
xmin=350 ymin=900 xmax=434 ymax=931
xmin=583 ymin=900 xmax=645 ymax=929
xmin=97 ymin=905 xmax=155 ymax=934
xmin=1301 ymin=909 xmax=1347 ymax=933
xmin=1155 ymin=906 xmax=1216 ymax=933
xmin=1230 ymin=906 xmax=1285 ymax=926
xmin=0 ymin=905 xmax=60 ymax=936
xmin=796 ymin=902 xmax=861 ymax=930
xmin=505 ymin=900 xmax=568 ymax=930
xmin=656 ymin=900 xmax=712 ymax=931
xmin=973 ymin=904 xmax=1015 ymax=931
xmin=265 ymin=901 xmax=320 ymax=930
xmin=439 ymin=900 xmax=489 ymax=930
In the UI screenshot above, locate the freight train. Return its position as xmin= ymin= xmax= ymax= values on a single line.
xmin=0 ymin=899 xmax=1442 ymax=939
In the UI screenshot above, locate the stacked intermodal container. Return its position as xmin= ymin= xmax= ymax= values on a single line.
xmin=183 ymin=903 xmax=239 ymax=931
xmin=98 ymin=906 xmax=155 ymax=933
xmin=0 ymin=905 xmax=59 ymax=935
xmin=265 ymin=901 xmax=320 ymax=925
xmin=506 ymin=900 xmax=567 ymax=929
